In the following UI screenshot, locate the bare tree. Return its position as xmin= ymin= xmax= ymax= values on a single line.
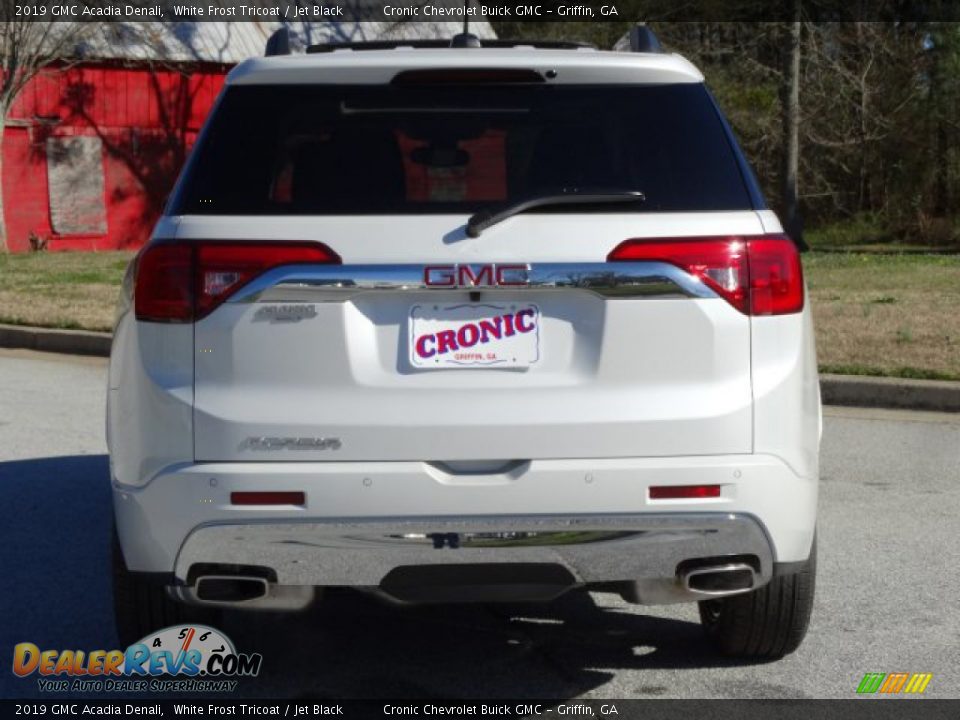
xmin=0 ymin=5 xmax=98 ymax=251
xmin=799 ymin=23 xmax=918 ymax=227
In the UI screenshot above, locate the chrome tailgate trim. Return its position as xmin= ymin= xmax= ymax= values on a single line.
xmin=228 ymin=261 xmax=717 ymax=303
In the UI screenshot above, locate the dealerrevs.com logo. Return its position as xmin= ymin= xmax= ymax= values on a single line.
xmin=13 ymin=626 xmax=262 ymax=693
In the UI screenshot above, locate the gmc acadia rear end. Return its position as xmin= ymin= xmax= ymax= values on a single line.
xmin=109 ymin=33 xmax=820 ymax=659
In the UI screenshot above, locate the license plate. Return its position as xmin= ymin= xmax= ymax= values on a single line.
xmin=409 ymin=303 xmax=541 ymax=368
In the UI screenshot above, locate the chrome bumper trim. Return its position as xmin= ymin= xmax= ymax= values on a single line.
xmin=227 ymin=261 xmax=717 ymax=303
xmin=173 ymin=513 xmax=774 ymax=606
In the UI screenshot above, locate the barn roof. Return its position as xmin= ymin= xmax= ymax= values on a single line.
xmin=72 ymin=18 xmax=496 ymax=65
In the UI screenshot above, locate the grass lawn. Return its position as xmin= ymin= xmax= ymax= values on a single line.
xmin=0 ymin=249 xmax=958 ymax=380
xmin=0 ymin=251 xmax=133 ymax=332
xmin=805 ymin=253 xmax=960 ymax=381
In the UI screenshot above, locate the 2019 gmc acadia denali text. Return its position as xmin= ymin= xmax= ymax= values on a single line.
xmin=108 ymin=37 xmax=820 ymax=659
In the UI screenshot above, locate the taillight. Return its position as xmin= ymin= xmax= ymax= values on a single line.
xmin=607 ymin=234 xmax=803 ymax=315
xmin=192 ymin=242 xmax=340 ymax=319
xmin=743 ymin=236 xmax=805 ymax=316
xmin=134 ymin=242 xmax=193 ymax=322
xmin=135 ymin=241 xmax=340 ymax=322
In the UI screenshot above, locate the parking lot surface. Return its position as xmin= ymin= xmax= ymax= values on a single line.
xmin=1 ymin=349 xmax=958 ymax=699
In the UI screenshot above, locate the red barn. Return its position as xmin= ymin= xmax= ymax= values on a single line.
xmin=4 ymin=61 xmax=228 ymax=252
xmin=1 ymin=20 xmax=494 ymax=253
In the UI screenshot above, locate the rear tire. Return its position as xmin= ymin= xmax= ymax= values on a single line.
xmin=698 ymin=537 xmax=816 ymax=659
xmin=112 ymin=530 xmax=220 ymax=648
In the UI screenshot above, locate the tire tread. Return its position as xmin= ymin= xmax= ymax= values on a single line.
xmin=699 ymin=538 xmax=816 ymax=660
xmin=112 ymin=530 xmax=219 ymax=648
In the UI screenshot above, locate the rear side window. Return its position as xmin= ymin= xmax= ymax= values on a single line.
xmin=173 ymin=83 xmax=753 ymax=216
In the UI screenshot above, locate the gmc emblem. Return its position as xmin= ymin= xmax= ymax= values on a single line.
xmin=423 ymin=264 xmax=530 ymax=288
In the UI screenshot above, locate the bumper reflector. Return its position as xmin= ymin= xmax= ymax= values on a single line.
xmin=230 ymin=491 xmax=306 ymax=506
xmin=649 ymin=485 xmax=721 ymax=500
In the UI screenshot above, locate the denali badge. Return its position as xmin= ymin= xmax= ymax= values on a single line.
xmin=423 ymin=264 xmax=529 ymax=288
xmin=241 ymin=437 xmax=342 ymax=451
xmin=254 ymin=305 xmax=318 ymax=322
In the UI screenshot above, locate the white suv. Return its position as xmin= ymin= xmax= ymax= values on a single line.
xmin=109 ymin=30 xmax=820 ymax=659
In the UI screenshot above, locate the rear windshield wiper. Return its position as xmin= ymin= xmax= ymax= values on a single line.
xmin=466 ymin=189 xmax=646 ymax=237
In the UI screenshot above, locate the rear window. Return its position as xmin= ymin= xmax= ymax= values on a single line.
xmin=172 ymin=83 xmax=753 ymax=216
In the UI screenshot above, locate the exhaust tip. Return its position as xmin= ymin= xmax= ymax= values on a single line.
xmin=195 ymin=575 xmax=268 ymax=603
xmin=682 ymin=563 xmax=757 ymax=595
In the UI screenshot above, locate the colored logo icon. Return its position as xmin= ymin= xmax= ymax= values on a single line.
xmin=857 ymin=672 xmax=932 ymax=695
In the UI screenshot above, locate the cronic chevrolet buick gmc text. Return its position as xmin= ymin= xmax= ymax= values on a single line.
xmin=109 ymin=28 xmax=820 ymax=659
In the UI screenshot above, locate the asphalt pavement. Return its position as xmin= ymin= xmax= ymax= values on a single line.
xmin=1 ymin=348 xmax=958 ymax=700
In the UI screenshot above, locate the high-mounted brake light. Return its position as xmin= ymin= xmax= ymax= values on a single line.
xmin=607 ymin=234 xmax=803 ymax=316
xmin=391 ymin=68 xmax=546 ymax=85
xmin=135 ymin=241 xmax=341 ymax=323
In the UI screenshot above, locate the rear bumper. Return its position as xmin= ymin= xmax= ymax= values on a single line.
xmin=113 ymin=454 xmax=816 ymax=605
xmin=171 ymin=512 xmax=773 ymax=606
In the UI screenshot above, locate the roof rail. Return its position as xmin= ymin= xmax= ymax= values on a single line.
xmin=265 ymin=27 xmax=291 ymax=57
xmin=306 ymin=39 xmax=597 ymax=54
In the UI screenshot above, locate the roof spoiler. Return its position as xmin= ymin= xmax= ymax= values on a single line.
xmin=306 ymin=39 xmax=597 ymax=53
xmin=265 ymin=27 xmax=291 ymax=57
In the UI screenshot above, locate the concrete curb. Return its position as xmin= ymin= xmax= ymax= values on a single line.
xmin=0 ymin=323 xmax=112 ymax=358
xmin=819 ymin=373 xmax=960 ymax=413
xmin=1 ymin=323 xmax=958 ymax=413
